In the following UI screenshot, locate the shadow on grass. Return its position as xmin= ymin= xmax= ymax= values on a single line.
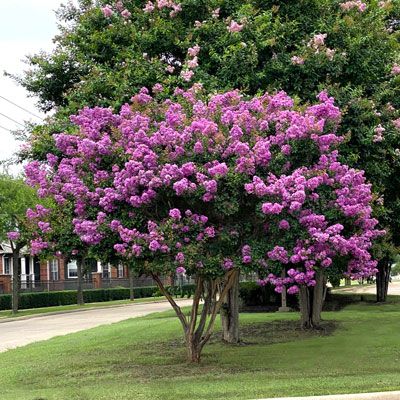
xmin=112 ymin=320 xmax=338 ymax=382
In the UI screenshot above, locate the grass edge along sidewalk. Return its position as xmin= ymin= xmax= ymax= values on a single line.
xmin=0 ymin=296 xmax=167 ymax=320
xmin=256 ymin=390 xmax=400 ymax=400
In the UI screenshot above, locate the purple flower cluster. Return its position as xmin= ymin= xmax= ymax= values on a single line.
xmin=24 ymin=86 xmax=383 ymax=290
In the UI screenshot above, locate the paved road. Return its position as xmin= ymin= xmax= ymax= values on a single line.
xmin=258 ymin=391 xmax=400 ymax=400
xmin=0 ymin=299 xmax=192 ymax=353
xmin=333 ymin=281 xmax=400 ymax=295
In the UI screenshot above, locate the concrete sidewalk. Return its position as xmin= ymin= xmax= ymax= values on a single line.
xmin=0 ymin=299 xmax=192 ymax=352
xmin=257 ymin=391 xmax=400 ymax=400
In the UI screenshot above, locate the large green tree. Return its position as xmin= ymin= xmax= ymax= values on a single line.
xmin=15 ymin=0 xmax=400 ymax=305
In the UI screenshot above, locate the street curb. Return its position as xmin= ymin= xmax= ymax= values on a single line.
xmin=256 ymin=391 xmax=400 ymax=400
xmin=0 ymin=299 xmax=171 ymax=323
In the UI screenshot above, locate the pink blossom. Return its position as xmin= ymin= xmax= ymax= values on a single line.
xmin=143 ymin=1 xmax=155 ymax=13
xmin=227 ymin=20 xmax=244 ymax=33
xmin=175 ymin=252 xmax=185 ymax=264
xmin=169 ymin=208 xmax=181 ymax=220
xmin=291 ymin=56 xmax=304 ymax=65
xmin=308 ymin=33 xmax=327 ymax=51
xmin=326 ymin=48 xmax=336 ymax=60
xmin=152 ymin=83 xmax=163 ymax=93
xmin=261 ymin=202 xmax=284 ymax=215
xmin=212 ymin=8 xmax=220 ymax=19
xmin=121 ymin=9 xmax=131 ymax=19
xmin=187 ymin=57 xmax=199 ymax=69
xmin=223 ymin=258 xmax=234 ymax=270
xmin=391 ymin=64 xmax=400 ymax=75
xmin=188 ymin=45 xmax=200 ymax=57
xmin=180 ymin=70 xmax=194 ymax=82
xmin=373 ymin=124 xmax=385 ymax=142
xmin=287 ymin=285 xmax=299 ymax=295
xmin=279 ymin=220 xmax=290 ymax=230
xmin=176 ymin=266 xmax=186 ymax=274
xmin=101 ymin=5 xmax=113 ymax=17
xmin=340 ymin=1 xmax=367 ymax=12
xmin=7 ymin=231 xmax=20 ymax=241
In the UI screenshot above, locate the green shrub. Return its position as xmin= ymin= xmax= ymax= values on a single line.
xmin=0 ymin=286 xmax=160 ymax=311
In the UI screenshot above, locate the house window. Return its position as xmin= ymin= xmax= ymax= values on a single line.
xmin=49 ymin=259 xmax=59 ymax=281
xmin=3 ymin=257 xmax=11 ymax=275
xmin=118 ymin=264 xmax=124 ymax=278
xmin=67 ymin=260 xmax=78 ymax=278
xmin=102 ymin=263 xmax=110 ymax=279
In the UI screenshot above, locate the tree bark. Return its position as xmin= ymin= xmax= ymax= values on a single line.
xmin=76 ymin=258 xmax=84 ymax=306
xmin=11 ymin=249 xmax=20 ymax=315
xmin=220 ymin=269 xmax=240 ymax=343
xmin=128 ymin=269 xmax=134 ymax=301
xmin=299 ymin=270 xmax=326 ymax=329
xmin=376 ymin=258 xmax=391 ymax=303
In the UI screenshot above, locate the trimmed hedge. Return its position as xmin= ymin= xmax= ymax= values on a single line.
xmin=0 ymin=286 xmax=159 ymax=311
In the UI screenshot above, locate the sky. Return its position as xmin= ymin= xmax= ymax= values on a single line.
xmin=0 ymin=0 xmax=67 ymax=174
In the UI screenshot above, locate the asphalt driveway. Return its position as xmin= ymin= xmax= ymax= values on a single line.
xmin=0 ymin=299 xmax=192 ymax=352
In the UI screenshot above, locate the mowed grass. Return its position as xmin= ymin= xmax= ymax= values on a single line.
xmin=0 ymin=296 xmax=166 ymax=320
xmin=1 ymin=303 xmax=400 ymax=400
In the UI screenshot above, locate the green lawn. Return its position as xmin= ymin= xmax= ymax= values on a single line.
xmin=1 ymin=303 xmax=400 ymax=400
xmin=0 ymin=296 xmax=166 ymax=320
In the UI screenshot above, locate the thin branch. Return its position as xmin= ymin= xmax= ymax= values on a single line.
xmin=188 ymin=275 xmax=203 ymax=337
xmin=194 ymin=280 xmax=212 ymax=341
xmin=152 ymin=273 xmax=188 ymax=331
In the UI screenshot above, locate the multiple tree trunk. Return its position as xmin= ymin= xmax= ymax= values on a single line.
xmin=152 ymin=271 xmax=237 ymax=363
xmin=299 ymin=269 xmax=326 ymax=329
xmin=376 ymin=258 xmax=391 ymax=303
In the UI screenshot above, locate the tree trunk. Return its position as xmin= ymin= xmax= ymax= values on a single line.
xmin=152 ymin=270 xmax=237 ymax=363
xmin=220 ymin=270 xmax=240 ymax=343
xmin=186 ymin=334 xmax=202 ymax=363
xmin=128 ymin=269 xmax=134 ymax=301
xmin=11 ymin=249 xmax=20 ymax=315
xmin=299 ymin=270 xmax=326 ymax=329
xmin=278 ymin=269 xmax=291 ymax=312
xmin=376 ymin=258 xmax=391 ymax=303
xmin=76 ymin=258 xmax=84 ymax=306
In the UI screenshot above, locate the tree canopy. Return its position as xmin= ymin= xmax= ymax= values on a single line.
xmin=17 ymin=0 xmax=400 ymax=260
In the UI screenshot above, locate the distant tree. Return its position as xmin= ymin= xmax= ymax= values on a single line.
xmin=0 ymin=175 xmax=38 ymax=313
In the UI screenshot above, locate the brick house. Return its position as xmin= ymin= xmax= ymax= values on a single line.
xmin=0 ymin=242 xmax=130 ymax=294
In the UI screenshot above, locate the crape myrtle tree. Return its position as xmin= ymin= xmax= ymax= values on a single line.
xmin=25 ymin=87 xmax=382 ymax=356
xmin=16 ymin=0 xmax=400 ymax=303
xmin=0 ymin=175 xmax=39 ymax=314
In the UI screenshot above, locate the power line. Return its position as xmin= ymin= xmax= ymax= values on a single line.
xmin=0 ymin=95 xmax=43 ymax=120
xmin=0 ymin=112 xmax=25 ymax=128
xmin=0 ymin=125 xmax=12 ymax=132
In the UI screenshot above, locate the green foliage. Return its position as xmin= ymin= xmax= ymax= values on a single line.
xmin=0 ymin=175 xmax=39 ymax=244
